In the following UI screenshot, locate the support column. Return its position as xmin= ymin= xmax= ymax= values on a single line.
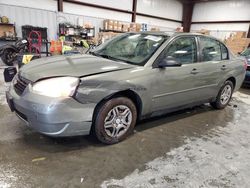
xmin=247 ymin=24 xmax=250 ymax=38
xmin=58 ymin=0 xmax=63 ymax=12
xmin=182 ymin=2 xmax=194 ymax=32
xmin=132 ymin=0 xmax=137 ymax=22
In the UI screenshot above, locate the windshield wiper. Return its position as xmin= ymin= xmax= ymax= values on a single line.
xmin=90 ymin=51 xmax=137 ymax=65
xmin=90 ymin=52 xmax=119 ymax=61
xmin=89 ymin=51 xmax=98 ymax=56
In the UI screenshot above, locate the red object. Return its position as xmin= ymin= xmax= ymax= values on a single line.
xmin=244 ymin=59 xmax=248 ymax=70
xmin=50 ymin=40 xmax=62 ymax=54
xmin=28 ymin=30 xmax=42 ymax=55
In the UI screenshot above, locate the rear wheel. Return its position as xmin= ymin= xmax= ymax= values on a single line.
xmin=210 ymin=80 xmax=234 ymax=109
xmin=1 ymin=48 xmax=16 ymax=66
xmin=94 ymin=97 xmax=137 ymax=144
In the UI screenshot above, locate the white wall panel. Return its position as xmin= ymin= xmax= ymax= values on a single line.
xmin=63 ymin=2 xmax=131 ymax=22
xmin=75 ymin=0 xmax=133 ymax=11
xmin=191 ymin=23 xmax=250 ymax=32
xmin=0 ymin=0 xmax=184 ymax=41
xmin=137 ymin=15 xmax=181 ymax=31
xmin=137 ymin=0 xmax=183 ymax=21
xmin=191 ymin=0 xmax=250 ymax=40
xmin=191 ymin=23 xmax=250 ymax=40
xmin=0 ymin=0 xmax=57 ymax=11
xmin=192 ymin=0 xmax=250 ymax=22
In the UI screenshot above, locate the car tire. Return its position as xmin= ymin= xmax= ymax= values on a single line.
xmin=1 ymin=48 xmax=16 ymax=66
xmin=210 ymin=80 xmax=234 ymax=109
xmin=94 ymin=97 xmax=137 ymax=144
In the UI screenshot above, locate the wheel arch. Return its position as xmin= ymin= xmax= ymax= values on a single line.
xmin=226 ymin=76 xmax=236 ymax=89
xmin=92 ymin=89 xmax=143 ymax=123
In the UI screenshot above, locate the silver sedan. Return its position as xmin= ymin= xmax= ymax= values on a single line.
xmin=6 ymin=32 xmax=246 ymax=144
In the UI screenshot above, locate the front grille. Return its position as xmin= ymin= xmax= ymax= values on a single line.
xmin=14 ymin=74 xmax=31 ymax=95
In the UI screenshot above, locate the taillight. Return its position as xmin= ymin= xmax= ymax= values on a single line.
xmin=244 ymin=59 xmax=248 ymax=70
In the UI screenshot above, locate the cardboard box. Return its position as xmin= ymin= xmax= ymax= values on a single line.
xmin=225 ymin=31 xmax=250 ymax=54
xmin=98 ymin=32 xmax=120 ymax=43
xmin=103 ymin=20 xmax=124 ymax=31
xmin=0 ymin=24 xmax=15 ymax=38
xmin=235 ymin=31 xmax=246 ymax=39
xmin=117 ymin=22 xmax=122 ymax=27
xmin=136 ymin=23 xmax=141 ymax=32
xmin=122 ymin=24 xmax=129 ymax=32
xmin=130 ymin=23 xmax=136 ymax=28
xmin=197 ymin=29 xmax=210 ymax=35
xmin=103 ymin=19 xmax=114 ymax=30
xmin=107 ymin=25 xmax=113 ymax=30
xmin=84 ymin=22 xmax=92 ymax=29
xmin=117 ymin=26 xmax=122 ymax=31
xmin=151 ymin=27 xmax=160 ymax=31
xmin=129 ymin=27 xmax=136 ymax=32
xmin=113 ymin=20 xmax=118 ymax=27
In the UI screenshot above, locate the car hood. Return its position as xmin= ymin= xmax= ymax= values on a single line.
xmin=19 ymin=54 xmax=135 ymax=82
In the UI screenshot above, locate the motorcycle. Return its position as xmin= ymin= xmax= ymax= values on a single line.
xmin=0 ymin=39 xmax=28 ymax=66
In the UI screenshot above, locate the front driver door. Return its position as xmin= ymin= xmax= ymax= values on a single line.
xmin=151 ymin=36 xmax=203 ymax=112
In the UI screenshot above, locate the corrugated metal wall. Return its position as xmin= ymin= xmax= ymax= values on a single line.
xmin=191 ymin=0 xmax=250 ymax=40
xmin=0 ymin=1 xmax=182 ymax=41
xmin=0 ymin=4 xmax=57 ymax=40
xmin=0 ymin=3 xmax=105 ymax=40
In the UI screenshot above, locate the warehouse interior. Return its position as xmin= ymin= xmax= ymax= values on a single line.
xmin=0 ymin=0 xmax=250 ymax=187
xmin=0 ymin=0 xmax=249 ymax=54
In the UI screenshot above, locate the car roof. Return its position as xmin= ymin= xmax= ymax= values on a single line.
xmin=171 ymin=32 xmax=219 ymax=40
xmin=129 ymin=31 xmax=219 ymax=41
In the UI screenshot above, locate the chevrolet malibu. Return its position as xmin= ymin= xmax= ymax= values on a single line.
xmin=6 ymin=32 xmax=246 ymax=144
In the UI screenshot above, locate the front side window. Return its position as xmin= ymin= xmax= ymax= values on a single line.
xmin=159 ymin=37 xmax=197 ymax=64
xmin=200 ymin=37 xmax=222 ymax=62
xmin=91 ymin=33 xmax=167 ymax=66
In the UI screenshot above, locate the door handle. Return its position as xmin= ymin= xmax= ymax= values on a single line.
xmin=190 ymin=68 xmax=199 ymax=74
xmin=221 ymin=65 xmax=227 ymax=70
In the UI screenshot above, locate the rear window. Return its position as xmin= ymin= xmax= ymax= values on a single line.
xmin=200 ymin=37 xmax=222 ymax=62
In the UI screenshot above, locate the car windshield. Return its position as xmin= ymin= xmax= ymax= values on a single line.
xmin=241 ymin=48 xmax=250 ymax=56
xmin=90 ymin=33 xmax=168 ymax=66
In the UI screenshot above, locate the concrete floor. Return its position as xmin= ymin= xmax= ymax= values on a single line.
xmin=0 ymin=67 xmax=250 ymax=187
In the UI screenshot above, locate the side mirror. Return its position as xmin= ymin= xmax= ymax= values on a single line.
xmin=158 ymin=56 xmax=182 ymax=68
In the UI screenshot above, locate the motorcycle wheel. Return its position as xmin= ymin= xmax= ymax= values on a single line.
xmin=1 ymin=48 xmax=16 ymax=66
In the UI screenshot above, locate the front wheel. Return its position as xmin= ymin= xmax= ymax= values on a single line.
xmin=210 ymin=80 xmax=234 ymax=109
xmin=94 ymin=97 xmax=137 ymax=144
xmin=1 ymin=48 xmax=16 ymax=66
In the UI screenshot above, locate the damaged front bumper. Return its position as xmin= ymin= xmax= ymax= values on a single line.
xmin=6 ymin=83 xmax=96 ymax=137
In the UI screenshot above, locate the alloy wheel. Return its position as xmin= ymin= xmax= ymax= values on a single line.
xmin=220 ymin=85 xmax=232 ymax=105
xmin=104 ymin=105 xmax=132 ymax=138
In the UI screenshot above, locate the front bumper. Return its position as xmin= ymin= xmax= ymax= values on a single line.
xmin=6 ymin=83 xmax=96 ymax=137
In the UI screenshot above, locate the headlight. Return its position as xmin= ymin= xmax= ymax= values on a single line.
xmin=31 ymin=77 xmax=79 ymax=98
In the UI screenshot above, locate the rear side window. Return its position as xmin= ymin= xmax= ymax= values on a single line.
xmin=161 ymin=37 xmax=197 ymax=64
xmin=200 ymin=37 xmax=221 ymax=62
